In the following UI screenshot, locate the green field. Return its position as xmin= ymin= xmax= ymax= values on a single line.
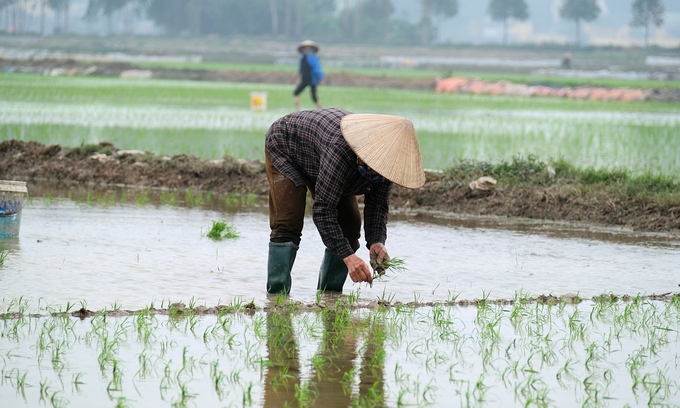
xmin=2 ymin=73 xmax=679 ymax=176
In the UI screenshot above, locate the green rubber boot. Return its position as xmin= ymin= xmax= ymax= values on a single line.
xmin=317 ymin=248 xmax=348 ymax=293
xmin=267 ymin=242 xmax=298 ymax=294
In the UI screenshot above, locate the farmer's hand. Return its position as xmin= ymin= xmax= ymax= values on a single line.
xmin=343 ymin=254 xmax=373 ymax=284
xmin=369 ymin=243 xmax=390 ymax=276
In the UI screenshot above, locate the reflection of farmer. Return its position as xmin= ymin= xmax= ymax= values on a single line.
xmin=263 ymin=308 xmax=386 ymax=406
xmin=265 ymin=108 xmax=425 ymax=294
xmin=293 ymin=40 xmax=324 ymax=111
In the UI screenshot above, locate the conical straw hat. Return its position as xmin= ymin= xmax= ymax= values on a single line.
xmin=297 ymin=40 xmax=319 ymax=53
xmin=341 ymin=114 xmax=425 ymax=189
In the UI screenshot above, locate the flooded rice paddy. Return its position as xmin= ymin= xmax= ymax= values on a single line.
xmin=1 ymin=188 xmax=679 ymax=407
xmin=1 ymin=188 xmax=678 ymax=310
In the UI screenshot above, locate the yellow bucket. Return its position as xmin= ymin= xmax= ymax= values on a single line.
xmin=250 ymin=92 xmax=268 ymax=112
xmin=0 ymin=180 xmax=28 ymax=238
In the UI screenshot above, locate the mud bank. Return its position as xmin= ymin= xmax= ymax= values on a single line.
xmin=1 ymin=140 xmax=678 ymax=234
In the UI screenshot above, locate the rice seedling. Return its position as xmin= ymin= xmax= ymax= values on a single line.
xmin=206 ymin=220 xmax=239 ymax=241
xmin=0 ymin=245 xmax=10 ymax=267
xmin=376 ymin=289 xmax=396 ymax=307
xmin=171 ymin=379 xmax=196 ymax=408
xmin=2 ymin=369 xmax=29 ymax=400
xmin=224 ymin=191 xmax=240 ymax=208
xmin=245 ymin=192 xmax=258 ymax=206
xmin=294 ymin=381 xmax=317 ymax=406
xmin=86 ymin=192 xmax=95 ymax=206
xmin=114 ymin=397 xmax=131 ymax=408
xmin=2 ymin=292 xmax=680 ymax=407
xmin=184 ymin=189 xmax=204 ymax=207
xmin=41 ymin=192 xmax=55 ymax=207
xmin=371 ymin=257 xmax=407 ymax=281
xmin=242 ymin=382 xmax=254 ymax=406
xmin=347 ymin=289 xmax=360 ymax=305
xmin=160 ymin=191 xmax=177 ymax=206
xmin=107 ymin=359 xmax=124 ymax=394
xmin=134 ymin=190 xmax=150 ymax=206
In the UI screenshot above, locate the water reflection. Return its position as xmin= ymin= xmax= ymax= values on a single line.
xmin=1 ymin=183 xmax=678 ymax=312
xmin=264 ymin=304 xmax=385 ymax=407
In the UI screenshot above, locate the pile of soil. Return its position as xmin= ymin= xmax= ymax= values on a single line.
xmin=2 ymin=140 xmax=678 ymax=234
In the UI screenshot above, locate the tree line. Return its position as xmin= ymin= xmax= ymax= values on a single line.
xmin=0 ymin=0 xmax=668 ymax=48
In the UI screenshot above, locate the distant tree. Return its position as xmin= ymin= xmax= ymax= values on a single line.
xmin=84 ymin=0 xmax=131 ymax=36
xmin=145 ymin=0 xmax=184 ymax=35
xmin=338 ymin=0 xmax=356 ymax=38
xmin=295 ymin=0 xmax=303 ymax=37
xmin=49 ymin=0 xmax=70 ymax=34
xmin=420 ymin=0 xmax=458 ymax=44
xmin=362 ymin=0 xmax=394 ymax=40
xmin=338 ymin=0 xmax=356 ymax=40
xmin=293 ymin=0 xmax=338 ymax=40
xmin=145 ymin=0 xmax=336 ymax=40
xmin=284 ymin=0 xmax=293 ymax=37
xmin=268 ymin=0 xmax=278 ymax=35
xmin=0 ymin=0 xmax=17 ymax=32
xmin=0 ymin=0 xmax=16 ymax=8
xmin=487 ymin=0 xmax=529 ymax=45
xmin=559 ymin=0 xmax=600 ymax=46
xmin=188 ymin=0 xmax=201 ymax=36
xmin=630 ymin=0 xmax=665 ymax=48
xmin=40 ymin=0 xmax=46 ymax=35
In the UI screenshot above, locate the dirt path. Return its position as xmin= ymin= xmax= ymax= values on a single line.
xmin=2 ymin=140 xmax=678 ymax=234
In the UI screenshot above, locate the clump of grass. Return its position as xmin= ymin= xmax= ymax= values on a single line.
xmin=67 ymin=142 xmax=102 ymax=157
xmin=444 ymin=155 xmax=680 ymax=197
xmin=65 ymin=142 xmax=117 ymax=158
xmin=206 ymin=221 xmax=239 ymax=241
xmin=445 ymin=154 xmax=546 ymax=183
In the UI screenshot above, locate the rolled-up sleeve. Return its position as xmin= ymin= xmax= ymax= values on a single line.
xmin=363 ymin=181 xmax=391 ymax=249
xmin=312 ymin=145 xmax=356 ymax=259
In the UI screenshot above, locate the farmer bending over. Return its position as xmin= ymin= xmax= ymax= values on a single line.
xmin=264 ymin=108 xmax=425 ymax=294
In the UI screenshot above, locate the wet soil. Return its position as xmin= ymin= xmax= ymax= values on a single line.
xmin=2 ymin=291 xmax=678 ymax=321
xmin=2 ymin=139 xmax=678 ymax=234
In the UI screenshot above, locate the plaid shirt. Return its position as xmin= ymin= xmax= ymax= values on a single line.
xmin=265 ymin=108 xmax=392 ymax=259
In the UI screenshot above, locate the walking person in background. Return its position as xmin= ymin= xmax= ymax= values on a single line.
xmin=264 ymin=108 xmax=426 ymax=295
xmin=293 ymin=40 xmax=324 ymax=111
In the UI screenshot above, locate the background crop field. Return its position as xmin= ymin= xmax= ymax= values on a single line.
xmin=2 ymin=74 xmax=679 ymax=176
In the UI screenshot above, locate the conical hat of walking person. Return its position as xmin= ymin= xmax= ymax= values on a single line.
xmin=297 ymin=40 xmax=320 ymax=53
xmin=341 ymin=114 xmax=425 ymax=189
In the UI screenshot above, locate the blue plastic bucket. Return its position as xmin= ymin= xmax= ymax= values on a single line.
xmin=0 ymin=180 xmax=28 ymax=238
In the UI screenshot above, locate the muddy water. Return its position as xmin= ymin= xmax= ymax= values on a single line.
xmin=1 ymin=197 xmax=678 ymax=312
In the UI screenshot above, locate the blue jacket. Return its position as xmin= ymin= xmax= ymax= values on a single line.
xmin=300 ymin=54 xmax=324 ymax=85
